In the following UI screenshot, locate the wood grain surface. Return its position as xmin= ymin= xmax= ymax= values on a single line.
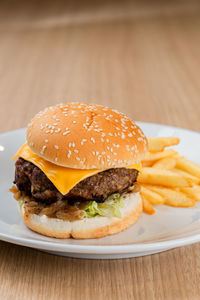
xmin=1 ymin=1 xmax=200 ymax=299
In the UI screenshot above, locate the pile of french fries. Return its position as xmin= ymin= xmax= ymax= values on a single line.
xmin=139 ymin=137 xmax=200 ymax=214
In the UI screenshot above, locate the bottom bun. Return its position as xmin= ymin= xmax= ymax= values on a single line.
xmin=20 ymin=192 xmax=142 ymax=239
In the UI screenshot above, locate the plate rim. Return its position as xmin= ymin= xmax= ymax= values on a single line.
xmin=1 ymin=230 xmax=200 ymax=254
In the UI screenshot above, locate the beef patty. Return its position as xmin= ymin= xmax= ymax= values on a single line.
xmin=14 ymin=158 xmax=138 ymax=203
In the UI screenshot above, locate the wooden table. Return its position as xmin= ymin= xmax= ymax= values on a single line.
xmin=1 ymin=1 xmax=200 ymax=299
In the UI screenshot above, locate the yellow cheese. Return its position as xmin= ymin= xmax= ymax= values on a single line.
xmin=13 ymin=143 xmax=141 ymax=195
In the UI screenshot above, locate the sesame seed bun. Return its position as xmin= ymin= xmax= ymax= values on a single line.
xmin=19 ymin=192 xmax=142 ymax=239
xmin=27 ymin=103 xmax=147 ymax=169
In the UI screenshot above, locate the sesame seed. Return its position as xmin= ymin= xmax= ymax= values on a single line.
xmin=40 ymin=145 xmax=47 ymax=155
xmin=106 ymin=139 xmax=109 ymax=143
xmin=113 ymin=144 xmax=119 ymax=148
xmin=76 ymin=157 xmax=80 ymax=161
xmin=81 ymin=139 xmax=87 ymax=145
xmin=128 ymin=133 xmax=133 ymax=137
xmin=55 ymin=157 xmax=58 ymax=162
xmin=63 ymin=131 xmax=70 ymax=135
xmin=101 ymin=138 xmax=104 ymax=142
xmin=54 ymin=145 xmax=59 ymax=149
xmin=45 ymin=139 xmax=48 ymax=143
xmin=49 ymin=106 xmax=55 ymax=112
xmin=91 ymin=137 xmax=95 ymax=143
xmin=73 ymin=121 xmax=77 ymax=124
xmin=74 ymin=149 xmax=78 ymax=153
xmin=67 ymin=150 xmax=71 ymax=158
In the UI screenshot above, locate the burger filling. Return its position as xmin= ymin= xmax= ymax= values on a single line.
xmin=12 ymin=158 xmax=140 ymax=221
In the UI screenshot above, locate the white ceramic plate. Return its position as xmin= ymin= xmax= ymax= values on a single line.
xmin=1 ymin=122 xmax=200 ymax=259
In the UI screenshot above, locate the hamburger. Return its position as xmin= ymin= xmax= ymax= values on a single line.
xmin=10 ymin=103 xmax=148 ymax=239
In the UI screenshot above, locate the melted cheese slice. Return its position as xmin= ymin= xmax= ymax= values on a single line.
xmin=13 ymin=143 xmax=141 ymax=195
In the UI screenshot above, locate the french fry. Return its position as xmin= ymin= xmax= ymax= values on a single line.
xmin=138 ymin=167 xmax=190 ymax=187
xmin=142 ymin=161 xmax=154 ymax=168
xmin=142 ymin=196 xmax=155 ymax=215
xmin=152 ymin=157 xmax=177 ymax=170
xmin=179 ymin=186 xmax=200 ymax=201
xmin=148 ymin=137 xmax=180 ymax=152
xmin=143 ymin=149 xmax=177 ymax=162
xmin=176 ymin=157 xmax=200 ymax=178
xmin=172 ymin=168 xmax=200 ymax=185
xmin=139 ymin=137 xmax=200 ymax=213
xmin=140 ymin=186 xmax=164 ymax=204
xmin=147 ymin=186 xmax=195 ymax=207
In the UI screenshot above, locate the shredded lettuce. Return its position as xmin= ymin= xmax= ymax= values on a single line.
xmin=83 ymin=193 xmax=124 ymax=219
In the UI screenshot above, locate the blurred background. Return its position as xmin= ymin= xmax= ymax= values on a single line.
xmin=0 ymin=0 xmax=200 ymax=132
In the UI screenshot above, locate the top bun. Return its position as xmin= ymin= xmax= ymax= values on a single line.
xmin=27 ymin=103 xmax=148 ymax=169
